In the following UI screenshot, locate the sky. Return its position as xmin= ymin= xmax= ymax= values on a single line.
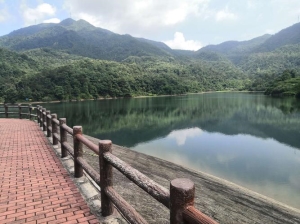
xmin=0 ymin=0 xmax=300 ymax=51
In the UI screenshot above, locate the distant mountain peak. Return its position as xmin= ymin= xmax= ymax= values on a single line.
xmin=58 ymin=18 xmax=97 ymax=32
xmin=0 ymin=17 xmax=171 ymax=61
xmin=59 ymin=18 xmax=76 ymax=26
xmin=254 ymin=22 xmax=300 ymax=52
xmin=75 ymin=19 xmax=95 ymax=28
xmin=77 ymin=19 xmax=92 ymax=24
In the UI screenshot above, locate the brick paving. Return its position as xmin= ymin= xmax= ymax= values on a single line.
xmin=0 ymin=119 xmax=99 ymax=224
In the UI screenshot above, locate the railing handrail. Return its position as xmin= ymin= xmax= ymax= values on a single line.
xmin=76 ymin=134 xmax=99 ymax=154
xmin=104 ymin=151 xmax=170 ymax=208
xmin=183 ymin=206 xmax=218 ymax=224
xmin=34 ymin=106 xmax=219 ymax=224
xmin=1 ymin=104 xmax=35 ymax=120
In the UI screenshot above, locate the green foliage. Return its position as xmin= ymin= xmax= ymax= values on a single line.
xmin=264 ymin=70 xmax=300 ymax=97
xmin=197 ymin=23 xmax=300 ymax=81
xmin=257 ymin=23 xmax=300 ymax=52
xmin=2 ymin=19 xmax=300 ymax=102
xmin=198 ymin=34 xmax=272 ymax=64
xmin=0 ymin=53 xmax=249 ymax=102
xmin=23 ymin=48 xmax=87 ymax=68
xmin=238 ymin=44 xmax=300 ymax=75
xmin=0 ymin=18 xmax=171 ymax=62
xmin=0 ymin=48 xmax=41 ymax=103
xmin=4 ymin=87 xmax=18 ymax=103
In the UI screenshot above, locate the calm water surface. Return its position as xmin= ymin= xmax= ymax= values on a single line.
xmin=41 ymin=93 xmax=300 ymax=209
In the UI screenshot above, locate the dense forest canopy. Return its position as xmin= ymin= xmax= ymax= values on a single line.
xmin=0 ymin=18 xmax=300 ymax=103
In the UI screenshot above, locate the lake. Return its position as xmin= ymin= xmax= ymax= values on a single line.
xmin=40 ymin=92 xmax=300 ymax=209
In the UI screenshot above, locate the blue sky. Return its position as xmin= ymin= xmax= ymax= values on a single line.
xmin=1 ymin=0 xmax=300 ymax=50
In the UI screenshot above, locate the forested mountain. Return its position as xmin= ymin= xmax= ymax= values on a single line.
xmin=264 ymin=70 xmax=300 ymax=97
xmin=196 ymin=22 xmax=300 ymax=93
xmin=0 ymin=48 xmax=41 ymax=103
xmin=198 ymin=22 xmax=300 ymax=59
xmin=258 ymin=23 xmax=300 ymax=52
xmin=0 ymin=18 xmax=300 ymax=103
xmin=199 ymin=34 xmax=271 ymax=57
xmin=198 ymin=34 xmax=271 ymax=65
xmin=0 ymin=18 xmax=171 ymax=61
xmin=1 ymin=53 xmax=248 ymax=102
xmin=2 ymin=18 xmax=300 ymax=70
xmin=198 ymin=22 xmax=300 ymax=72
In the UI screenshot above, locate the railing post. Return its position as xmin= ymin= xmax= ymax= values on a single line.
xmin=46 ymin=110 xmax=51 ymax=137
xmin=73 ymin=126 xmax=83 ymax=178
xmin=36 ymin=105 xmax=40 ymax=124
xmin=42 ymin=108 xmax=46 ymax=131
xmin=51 ymin=114 xmax=58 ymax=146
xmin=39 ymin=107 xmax=43 ymax=128
xmin=18 ymin=104 xmax=22 ymax=119
xmin=170 ymin=178 xmax=195 ymax=224
xmin=99 ymin=140 xmax=114 ymax=216
xmin=29 ymin=104 xmax=32 ymax=120
xmin=59 ymin=118 xmax=68 ymax=158
xmin=4 ymin=104 xmax=8 ymax=118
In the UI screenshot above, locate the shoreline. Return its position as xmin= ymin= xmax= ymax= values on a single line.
xmin=0 ymin=90 xmax=265 ymax=105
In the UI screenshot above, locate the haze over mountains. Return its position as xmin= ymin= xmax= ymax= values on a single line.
xmin=0 ymin=18 xmax=300 ymax=102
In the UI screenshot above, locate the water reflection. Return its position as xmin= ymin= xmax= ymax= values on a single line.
xmin=167 ymin=128 xmax=203 ymax=146
xmin=133 ymin=131 xmax=300 ymax=209
xmin=40 ymin=93 xmax=300 ymax=209
xmin=41 ymin=93 xmax=300 ymax=149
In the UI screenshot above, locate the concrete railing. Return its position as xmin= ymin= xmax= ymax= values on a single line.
xmin=34 ymin=105 xmax=218 ymax=224
xmin=0 ymin=104 xmax=36 ymax=120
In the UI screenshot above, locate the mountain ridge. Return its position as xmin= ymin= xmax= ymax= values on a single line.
xmin=1 ymin=19 xmax=300 ymax=102
xmin=1 ymin=18 xmax=300 ymax=65
xmin=0 ymin=18 xmax=172 ymax=61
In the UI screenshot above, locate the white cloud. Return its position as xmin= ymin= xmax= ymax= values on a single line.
xmin=164 ymin=32 xmax=202 ymax=51
xmin=265 ymin=29 xmax=275 ymax=34
xmin=21 ymin=2 xmax=57 ymax=25
xmin=63 ymin=0 xmax=210 ymax=36
xmin=247 ymin=0 xmax=257 ymax=9
xmin=0 ymin=1 xmax=9 ymax=23
xmin=43 ymin=18 xmax=60 ymax=23
xmin=216 ymin=154 xmax=237 ymax=164
xmin=0 ymin=8 xmax=9 ymax=23
xmin=215 ymin=6 xmax=237 ymax=22
xmin=271 ymin=0 xmax=300 ymax=18
xmin=168 ymin=128 xmax=203 ymax=146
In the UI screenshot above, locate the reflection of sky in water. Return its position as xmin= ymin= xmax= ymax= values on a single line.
xmin=40 ymin=93 xmax=300 ymax=209
xmin=167 ymin=128 xmax=203 ymax=145
xmin=133 ymin=128 xmax=300 ymax=209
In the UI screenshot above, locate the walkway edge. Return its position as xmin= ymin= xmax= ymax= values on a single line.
xmin=43 ymin=130 xmax=127 ymax=224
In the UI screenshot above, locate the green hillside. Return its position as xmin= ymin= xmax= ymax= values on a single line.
xmin=9 ymin=56 xmax=247 ymax=102
xmin=198 ymin=34 xmax=271 ymax=64
xmin=239 ymin=44 xmax=300 ymax=75
xmin=1 ymin=19 xmax=300 ymax=103
xmin=0 ymin=18 xmax=171 ymax=61
xmin=196 ymin=22 xmax=300 ymax=86
xmin=264 ymin=70 xmax=300 ymax=97
xmin=258 ymin=23 xmax=300 ymax=52
xmin=0 ymin=48 xmax=40 ymax=103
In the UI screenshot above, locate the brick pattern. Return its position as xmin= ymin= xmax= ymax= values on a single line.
xmin=0 ymin=119 xmax=99 ymax=224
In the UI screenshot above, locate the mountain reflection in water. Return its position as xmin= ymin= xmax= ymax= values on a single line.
xmin=41 ymin=92 xmax=300 ymax=209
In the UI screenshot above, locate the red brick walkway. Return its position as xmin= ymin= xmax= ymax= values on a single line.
xmin=0 ymin=119 xmax=99 ymax=224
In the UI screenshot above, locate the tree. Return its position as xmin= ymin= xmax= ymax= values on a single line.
xmin=4 ymin=88 xmax=18 ymax=104
xmin=54 ymin=86 xmax=64 ymax=100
